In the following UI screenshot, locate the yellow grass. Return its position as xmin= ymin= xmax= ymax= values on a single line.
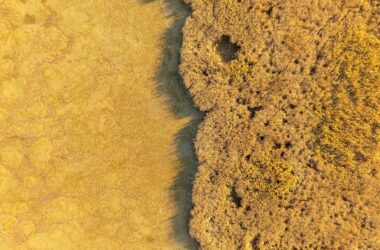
xmin=316 ymin=24 xmax=380 ymax=174
xmin=0 ymin=0 xmax=198 ymax=249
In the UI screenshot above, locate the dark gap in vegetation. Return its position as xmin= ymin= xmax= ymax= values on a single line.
xmin=285 ymin=141 xmax=293 ymax=149
xmin=251 ymin=234 xmax=262 ymax=248
xmin=273 ymin=142 xmax=282 ymax=149
xmin=245 ymin=205 xmax=252 ymax=213
xmin=242 ymin=75 xmax=248 ymax=83
xmin=371 ymin=168 xmax=377 ymax=177
xmin=372 ymin=123 xmax=379 ymax=133
xmin=317 ymin=51 xmax=323 ymax=60
xmin=230 ymin=186 xmax=242 ymax=208
xmin=257 ymin=134 xmax=265 ymax=143
xmin=353 ymin=151 xmax=367 ymax=162
xmin=209 ymin=170 xmax=219 ymax=183
xmin=217 ymin=35 xmax=241 ymax=63
xmin=237 ymin=97 xmax=248 ymax=105
xmin=310 ymin=66 xmax=316 ymax=75
xmin=266 ymin=6 xmax=273 ymax=16
xmin=248 ymin=105 xmax=264 ymax=119
xmin=245 ymin=154 xmax=251 ymax=161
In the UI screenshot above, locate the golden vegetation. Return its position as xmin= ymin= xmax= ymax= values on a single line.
xmin=181 ymin=0 xmax=379 ymax=249
xmin=315 ymin=25 xmax=380 ymax=173
xmin=238 ymin=157 xmax=298 ymax=200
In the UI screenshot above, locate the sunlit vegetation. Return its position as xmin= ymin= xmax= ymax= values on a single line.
xmin=181 ymin=0 xmax=379 ymax=248
xmin=315 ymin=25 xmax=380 ymax=174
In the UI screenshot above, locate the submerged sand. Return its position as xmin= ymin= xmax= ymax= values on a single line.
xmin=0 ymin=0 xmax=198 ymax=249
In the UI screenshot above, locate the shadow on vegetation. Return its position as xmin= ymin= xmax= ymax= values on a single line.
xmin=142 ymin=0 xmax=201 ymax=249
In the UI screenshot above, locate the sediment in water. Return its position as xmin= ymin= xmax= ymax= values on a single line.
xmin=0 ymin=0 xmax=198 ymax=248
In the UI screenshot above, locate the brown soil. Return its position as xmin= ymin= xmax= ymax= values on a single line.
xmin=180 ymin=0 xmax=379 ymax=249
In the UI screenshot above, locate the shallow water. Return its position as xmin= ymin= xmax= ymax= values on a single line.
xmin=0 ymin=0 xmax=199 ymax=248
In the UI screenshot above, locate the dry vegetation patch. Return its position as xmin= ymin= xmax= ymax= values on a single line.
xmin=180 ymin=0 xmax=379 ymax=249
